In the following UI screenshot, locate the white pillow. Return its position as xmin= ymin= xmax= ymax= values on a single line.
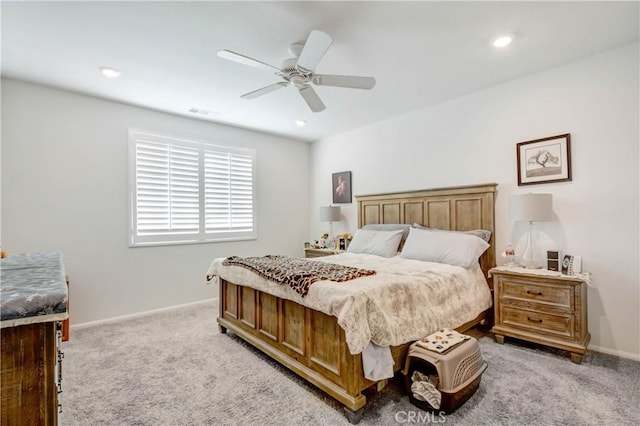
xmin=400 ymin=227 xmax=489 ymax=268
xmin=411 ymin=223 xmax=492 ymax=243
xmin=346 ymin=229 xmax=404 ymax=258
xmin=363 ymin=224 xmax=411 ymax=249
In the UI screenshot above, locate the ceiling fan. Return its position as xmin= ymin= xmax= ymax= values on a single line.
xmin=217 ymin=30 xmax=376 ymax=113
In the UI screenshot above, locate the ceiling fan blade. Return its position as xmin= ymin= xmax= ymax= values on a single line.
xmin=313 ymin=74 xmax=376 ymax=90
xmin=241 ymin=82 xmax=288 ymax=99
xmin=217 ymin=49 xmax=281 ymax=72
xmin=298 ymin=85 xmax=326 ymax=112
xmin=296 ymin=30 xmax=333 ymax=73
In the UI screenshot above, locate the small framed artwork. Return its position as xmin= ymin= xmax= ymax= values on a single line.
xmin=517 ymin=134 xmax=572 ymax=186
xmin=332 ymin=171 xmax=352 ymax=204
xmin=561 ymin=255 xmax=573 ymax=275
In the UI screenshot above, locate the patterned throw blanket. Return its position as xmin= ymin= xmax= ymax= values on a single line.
xmin=222 ymin=255 xmax=376 ymax=297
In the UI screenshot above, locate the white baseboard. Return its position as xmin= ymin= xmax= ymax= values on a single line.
xmin=71 ymin=298 xmax=218 ymax=330
xmin=588 ymin=343 xmax=640 ymax=361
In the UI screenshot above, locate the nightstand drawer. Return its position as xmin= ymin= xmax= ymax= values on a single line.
xmin=500 ymin=305 xmax=574 ymax=339
xmin=500 ymin=279 xmax=572 ymax=309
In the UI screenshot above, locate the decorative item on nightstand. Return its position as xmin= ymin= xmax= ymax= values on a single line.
xmin=338 ymin=237 xmax=349 ymax=251
xmin=505 ymin=243 xmax=516 ymax=267
xmin=510 ymin=193 xmax=552 ymax=269
xmin=561 ymin=255 xmax=582 ymax=275
xmin=547 ymin=250 xmax=560 ymax=271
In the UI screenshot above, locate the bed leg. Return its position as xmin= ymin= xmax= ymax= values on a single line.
xmin=218 ymin=324 xmax=227 ymax=334
xmin=364 ymin=378 xmax=388 ymax=396
xmin=344 ymin=406 xmax=364 ymax=424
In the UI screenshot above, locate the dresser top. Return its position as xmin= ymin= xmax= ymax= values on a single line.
xmin=1 ymin=252 xmax=68 ymax=328
xmin=489 ymin=265 xmax=591 ymax=284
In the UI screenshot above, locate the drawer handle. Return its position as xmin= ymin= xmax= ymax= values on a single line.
xmin=526 ymin=290 xmax=543 ymax=296
xmin=527 ymin=317 xmax=543 ymax=323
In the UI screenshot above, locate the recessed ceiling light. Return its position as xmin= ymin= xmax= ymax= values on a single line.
xmin=99 ymin=66 xmax=121 ymax=79
xmin=189 ymin=107 xmax=209 ymax=115
xmin=189 ymin=107 xmax=217 ymax=116
xmin=492 ymin=36 xmax=513 ymax=48
xmin=295 ymin=120 xmax=307 ymax=127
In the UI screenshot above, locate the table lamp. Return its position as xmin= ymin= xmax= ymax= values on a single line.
xmin=510 ymin=193 xmax=552 ymax=268
xmin=319 ymin=205 xmax=341 ymax=247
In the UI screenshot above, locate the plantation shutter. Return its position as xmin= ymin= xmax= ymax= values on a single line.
xmin=204 ymin=150 xmax=254 ymax=234
xmin=135 ymin=140 xmax=200 ymax=236
xmin=129 ymin=130 xmax=256 ymax=246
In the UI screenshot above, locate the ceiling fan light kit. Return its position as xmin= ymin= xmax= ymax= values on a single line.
xmin=218 ymin=30 xmax=376 ymax=113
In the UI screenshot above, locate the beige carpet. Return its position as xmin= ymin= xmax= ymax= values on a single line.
xmin=60 ymin=300 xmax=640 ymax=425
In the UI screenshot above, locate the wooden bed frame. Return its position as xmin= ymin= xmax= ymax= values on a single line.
xmin=217 ymin=183 xmax=497 ymax=423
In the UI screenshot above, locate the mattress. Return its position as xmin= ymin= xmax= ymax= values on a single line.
xmin=207 ymin=253 xmax=492 ymax=355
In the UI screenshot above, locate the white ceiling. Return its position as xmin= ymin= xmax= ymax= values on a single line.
xmin=2 ymin=1 xmax=638 ymax=142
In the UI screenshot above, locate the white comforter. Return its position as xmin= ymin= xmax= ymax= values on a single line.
xmin=207 ymin=253 xmax=492 ymax=355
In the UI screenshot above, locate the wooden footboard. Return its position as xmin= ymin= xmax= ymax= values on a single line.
xmin=217 ymin=278 xmax=486 ymax=422
xmin=217 ymin=279 xmax=390 ymax=416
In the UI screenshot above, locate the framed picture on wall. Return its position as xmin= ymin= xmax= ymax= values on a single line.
xmin=332 ymin=171 xmax=352 ymax=204
xmin=517 ymin=133 xmax=572 ymax=186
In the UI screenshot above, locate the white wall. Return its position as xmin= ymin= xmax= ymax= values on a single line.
xmin=310 ymin=43 xmax=639 ymax=359
xmin=1 ymin=78 xmax=310 ymax=325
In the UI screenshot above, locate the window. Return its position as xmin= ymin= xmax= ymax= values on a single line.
xmin=129 ymin=130 xmax=256 ymax=246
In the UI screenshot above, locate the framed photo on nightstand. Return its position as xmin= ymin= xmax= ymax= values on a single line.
xmin=561 ymin=255 xmax=582 ymax=275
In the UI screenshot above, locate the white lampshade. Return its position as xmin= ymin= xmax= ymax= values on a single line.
xmin=510 ymin=193 xmax=553 ymax=222
xmin=320 ymin=206 xmax=341 ymax=222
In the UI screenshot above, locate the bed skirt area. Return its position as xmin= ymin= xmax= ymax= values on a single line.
xmin=217 ymin=278 xmax=488 ymax=423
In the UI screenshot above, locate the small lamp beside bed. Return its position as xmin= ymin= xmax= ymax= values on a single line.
xmin=319 ymin=205 xmax=341 ymax=248
xmin=510 ymin=193 xmax=553 ymax=269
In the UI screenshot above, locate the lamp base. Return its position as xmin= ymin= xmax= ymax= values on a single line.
xmin=520 ymin=262 xmax=543 ymax=269
xmin=520 ymin=221 xmax=543 ymax=269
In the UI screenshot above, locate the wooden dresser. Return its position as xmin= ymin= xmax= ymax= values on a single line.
xmin=490 ymin=267 xmax=590 ymax=363
xmin=1 ymin=322 xmax=62 ymax=426
xmin=1 ymin=253 xmax=68 ymax=425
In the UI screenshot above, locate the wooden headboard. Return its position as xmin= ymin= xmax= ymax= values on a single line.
xmin=356 ymin=183 xmax=497 ymax=284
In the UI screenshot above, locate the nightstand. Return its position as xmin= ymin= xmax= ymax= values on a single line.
xmin=490 ymin=266 xmax=590 ymax=363
xmin=304 ymin=248 xmax=343 ymax=258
